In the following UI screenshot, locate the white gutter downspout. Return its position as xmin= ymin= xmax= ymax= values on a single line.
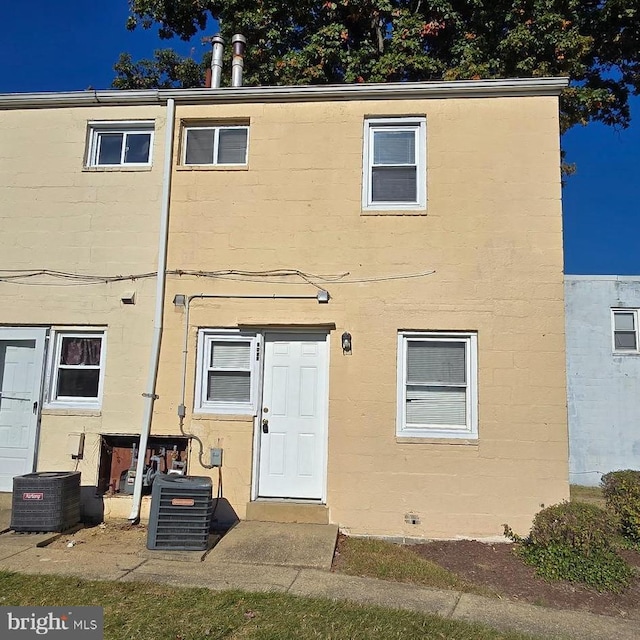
xmin=129 ymin=97 xmax=175 ymax=522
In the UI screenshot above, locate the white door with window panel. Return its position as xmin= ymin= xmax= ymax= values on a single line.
xmin=0 ymin=328 xmax=46 ymax=492
xmin=258 ymin=333 xmax=328 ymax=500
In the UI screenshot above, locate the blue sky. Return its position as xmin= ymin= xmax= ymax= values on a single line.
xmin=1 ymin=0 xmax=637 ymax=276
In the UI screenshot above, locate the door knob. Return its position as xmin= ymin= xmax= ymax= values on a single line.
xmin=262 ymin=418 xmax=269 ymax=434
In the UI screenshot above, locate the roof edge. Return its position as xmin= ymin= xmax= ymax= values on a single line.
xmin=0 ymin=77 xmax=569 ymax=110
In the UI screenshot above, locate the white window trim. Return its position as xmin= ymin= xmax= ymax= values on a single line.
xmin=45 ymin=330 xmax=106 ymax=410
xmin=182 ymin=125 xmax=250 ymax=166
xmin=195 ymin=329 xmax=261 ymax=414
xmin=86 ymin=121 xmax=155 ymax=167
xmin=362 ymin=117 xmax=427 ymax=211
xmin=396 ymin=331 xmax=478 ymax=439
xmin=611 ymin=308 xmax=640 ymax=354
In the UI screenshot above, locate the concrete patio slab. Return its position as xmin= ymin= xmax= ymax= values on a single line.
xmin=206 ymin=521 xmax=338 ymax=570
xmin=0 ymin=547 xmax=144 ymax=580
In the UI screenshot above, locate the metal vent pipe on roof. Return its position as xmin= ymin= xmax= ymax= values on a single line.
xmin=210 ymin=35 xmax=224 ymax=89
xmin=231 ymin=34 xmax=247 ymax=87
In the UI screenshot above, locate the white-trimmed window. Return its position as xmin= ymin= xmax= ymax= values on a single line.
xmin=363 ymin=117 xmax=426 ymax=211
xmin=195 ymin=330 xmax=260 ymax=414
xmin=612 ymin=309 xmax=639 ymax=352
xmin=183 ymin=125 xmax=249 ymax=166
xmin=87 ymin=122 xmax=154 ymax=167
xmin=47 ymin=331 xmax=106 ymax=408
xmin=397 ymin=332 xmax=478 ymax=439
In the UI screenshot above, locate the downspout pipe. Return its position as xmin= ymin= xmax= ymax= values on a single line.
xmin=128 ymin=97 xmax=176 ymax=523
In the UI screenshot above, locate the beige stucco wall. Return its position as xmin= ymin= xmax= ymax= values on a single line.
xmin=151 ymin=94 xmax=569 ymax=538
xmin=0 ymin=105 xmax=168 ymax=493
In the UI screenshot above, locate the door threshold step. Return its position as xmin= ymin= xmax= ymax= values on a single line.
xmin=245 ymin=501 xmax=329 ymax=525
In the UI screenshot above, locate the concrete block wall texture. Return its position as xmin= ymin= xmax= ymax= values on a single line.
xmin=0 ymin=105 xmax=169 ymax=489
xmin=152 ymin=93 xmax=568 ymax=539
xmin=565 ymin=276 xmax=640 ymax=486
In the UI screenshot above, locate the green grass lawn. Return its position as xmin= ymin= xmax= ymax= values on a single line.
xmin=0 ymin=571 xmax=537 ymax=640
xmin=570 ymin=484 xmax=606 ymax=508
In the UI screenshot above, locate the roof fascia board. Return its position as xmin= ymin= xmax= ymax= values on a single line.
xmin=0 ymin=90 xmax=160 ymax=109
xmin=0 ymin=77 xmax=568 ymax=110
xmin=164 ymin=77 xmax=569 ymax=103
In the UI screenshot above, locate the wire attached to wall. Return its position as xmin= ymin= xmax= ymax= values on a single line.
xmin=0 ymin=267 xmax=436 ymax=287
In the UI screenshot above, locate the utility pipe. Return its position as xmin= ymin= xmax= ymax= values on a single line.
xmin=128 ymin=98 xmax=176 ymax=523
xmin=177 ymin=292 xmax=326 ymax=415
xmin=230 ymin=34 xmax=247 ymax=88
xmin=210 ymin=35 xmax=224 ymax=89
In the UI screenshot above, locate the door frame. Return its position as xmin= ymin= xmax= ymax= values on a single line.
xmin=0 ymin=327 xmax=48 ymax=485
xmin=250 ymin=329 xmax=330 ymax=503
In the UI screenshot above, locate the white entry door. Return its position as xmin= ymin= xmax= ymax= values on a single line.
xmin=0 ymin=328 xmax=46 ymax=492
xmin=258 ymin=332 xmax=328 ymax=500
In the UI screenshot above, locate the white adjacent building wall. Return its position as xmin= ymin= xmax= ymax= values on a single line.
xmin=565 ymin=276 xmax=640 ymax=486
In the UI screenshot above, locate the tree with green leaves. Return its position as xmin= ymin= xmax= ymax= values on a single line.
xmin=117 ymin=0 xmax=640 ymax=135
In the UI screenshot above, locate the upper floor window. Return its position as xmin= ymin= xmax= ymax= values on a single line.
xmin=397 ymin=331 xmax=477 ymax=439
xmin=612 ymin=309 xmax=639 ymax=352
xmin=195 ymin=330 xmax=260 ymax=414
xmin=87 ymin=122 xmax=154 ymax=167
xmin=46 ymin=330 xmax=106 ymax=409
xmin=183 ymin=125 xmax=249 ymax=166
xmin=363 ymin=117 xmax=426 ymax=211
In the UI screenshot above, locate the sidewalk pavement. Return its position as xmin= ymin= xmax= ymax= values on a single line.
xmin=0 ymin=519 xmax=636 ymax=640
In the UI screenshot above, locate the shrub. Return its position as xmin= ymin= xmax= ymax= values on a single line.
xmin=601 ymin=470 xmax=640 ymax=544
xmin=504 ymin=501 xmax=632 ymax=593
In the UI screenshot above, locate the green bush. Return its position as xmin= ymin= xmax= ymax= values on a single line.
xmin=529 ymin=501 xmax=618 ymax=554
xmin=601 ymin=469 xmax=640 ymax=544
xmin=504 ymin=501 xmax=632 ymax=593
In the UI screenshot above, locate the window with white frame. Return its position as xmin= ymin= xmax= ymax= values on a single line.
xmin=47 ymin=331 xmax=106 ymax=408
xmin=397 ymin=332 xmax=478 ymax=439
xmin=87 ymin=122 xmax=154 ymax=167
xmin=195 ymin=330 xmax=260 ymax=413
xmin=612 ymin=309 xmax=639 ymax=352
xmin=183 ymin=125 xmax=249 ymax=166
xmin=363 ymin=117 xmax=426 ymax=211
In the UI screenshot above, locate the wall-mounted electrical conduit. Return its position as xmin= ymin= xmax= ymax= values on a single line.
xmin=175 ymin=290 xmax=330 ymax=448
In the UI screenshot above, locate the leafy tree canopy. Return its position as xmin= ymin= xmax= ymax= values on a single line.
xmin=118 ymin=0 xmax=640 ymax=133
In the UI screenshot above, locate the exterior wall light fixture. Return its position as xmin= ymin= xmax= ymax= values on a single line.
xmin=341 ymin=331 xmax=352 ymax=354
xmin=173 ymin=294 xmax=186 ymax=307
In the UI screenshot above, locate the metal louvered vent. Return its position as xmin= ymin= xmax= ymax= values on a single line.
xmin=147 ymin=475 xmax=213 ymax=550
xmin=11 ymin=472 xmax=81 ymax=533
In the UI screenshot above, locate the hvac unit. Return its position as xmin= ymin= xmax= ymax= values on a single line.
xmin=147 ymin=474 xmax=213 ymax=551
xmin=11 ymin=471 xmax=81 ymax=532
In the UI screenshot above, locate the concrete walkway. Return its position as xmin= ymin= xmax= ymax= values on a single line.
xmin=0 ymin=520 xmax=636 ymax=640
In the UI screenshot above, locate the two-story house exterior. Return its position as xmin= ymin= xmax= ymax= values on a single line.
xmin=0 ymin=76 xmax=569 ymax=538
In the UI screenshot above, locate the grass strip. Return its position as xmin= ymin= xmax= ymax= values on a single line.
xmin=0 ymin=570 xmax=536 ymax=640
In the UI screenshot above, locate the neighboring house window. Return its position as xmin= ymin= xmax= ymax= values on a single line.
xmin=397 ymin=332 xmax=478 ymax=439
xmin=195 ymin=330 xmax=260 ymax=414
xmin=362 ymin=117 xmax=426 ymax=211
xmin=87 ymin=122 xmax=154 ymax=167
xmin=612 ymin=309 xmax=639 ymax=352
xmin=47 ymin=331 xmax=106 ymax=408
xmin=183 ymin=125 xmax=249 ymax=166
